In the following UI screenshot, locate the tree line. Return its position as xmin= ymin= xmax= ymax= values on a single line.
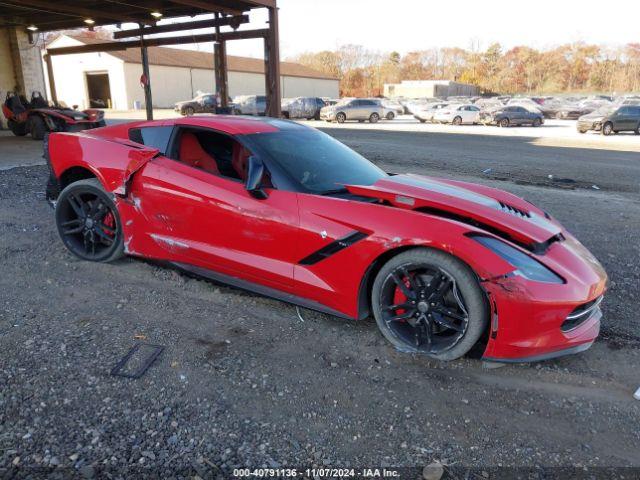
xmin=290 ymin=43 xmax=640 ymax=98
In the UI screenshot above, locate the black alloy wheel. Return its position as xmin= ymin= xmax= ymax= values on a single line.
xmin=372 ymin=249 xmax=488 ymax=361
xmin=55 ymin=179 xmax=124 ymax=262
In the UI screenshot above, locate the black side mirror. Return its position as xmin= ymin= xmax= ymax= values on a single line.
xmin=245 ymin=156 xmax=268 ymax=199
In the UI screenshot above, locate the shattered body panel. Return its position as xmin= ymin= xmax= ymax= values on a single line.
xmin=46 ymin=117 xmax=608 ymax=362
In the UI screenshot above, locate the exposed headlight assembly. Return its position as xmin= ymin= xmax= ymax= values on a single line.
xmin=471 ymin=235 xmax=564 ymax=284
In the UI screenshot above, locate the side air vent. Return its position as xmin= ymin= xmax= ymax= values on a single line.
xmin=499 ymin=202 xmax=531 ymax=218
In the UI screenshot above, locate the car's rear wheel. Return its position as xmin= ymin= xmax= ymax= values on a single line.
xmin=7 ymin=119 xmax=27 ymax=136
xmin=55 ymin=179 xmax=124 ymax=263
xmin=452 ymin=116 xmax=462 ymax=126
xmin=386 ymin=112 xmax=395 ymax=120
xmin=336 ymin=112 xmax=346 ymax=123
xmin=499 ymin=118 xmax=510 ymax=128
xmin=533 ymin=117 xmax=542 ymax=127
xmin=369 ymin=112 xmax=380 ymax=123
xmin=30 ymin=115 xmax=47 ymax=140
xmin=602 ymin=122 xmax=613 ymax=136
xmin=371 ymin=248 xmax=488 ymax=361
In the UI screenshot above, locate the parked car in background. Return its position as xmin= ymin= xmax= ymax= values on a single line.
xmin=481 ymin=105 xmax=544 ymax=127
xmin=555 ymin=105 xmax=593 ymax=120
xmin=281 ymin=97 xmax=326 ymax=120
xmin=174 ymin=93 xmax=217 ymax=116
xmin=320 ymin=98 xmax=386 ymax=123
xmin=577 ymin=105 xmax=640 ymax=135
xmin=433 ymin=104 xmax=481 ymax=125
xmin=233 ymin=95 xmax=267 ymax=116
xmin=413 ymin=102 xmax=449 ymax=123
xmin=380 ymin=99 xmax=404 ymax=119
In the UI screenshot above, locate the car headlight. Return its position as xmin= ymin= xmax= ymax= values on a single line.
xmin=471 ymin=235 xmax=564 ymax=284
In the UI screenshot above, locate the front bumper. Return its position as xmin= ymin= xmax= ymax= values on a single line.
xmin=577 ymin=120 xmax=601 ymax=132
xmin=480 ymin=236 xmax=607 ymax=363
xmin=320 ymin=111 xmax=336 ymax=121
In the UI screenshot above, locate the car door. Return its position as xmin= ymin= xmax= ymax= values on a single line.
xmin=347 ymin=100 xmax=362 ymax=120
xmin=126 ymin=125 xmax=300 ymax=288
xmin=614 ymin=107 xmax=633 ymax=130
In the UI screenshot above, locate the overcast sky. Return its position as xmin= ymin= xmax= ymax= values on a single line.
xmin=157 ymin=0 xmax=639 ymax=59
xmin=214 ymin=0 xmax=640 ymax=59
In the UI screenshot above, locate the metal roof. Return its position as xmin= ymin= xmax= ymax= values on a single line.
xmin=54 ymin=35 xmax=338 ymax=80
xmin=0 ymin=0 xmax=275 ymax=32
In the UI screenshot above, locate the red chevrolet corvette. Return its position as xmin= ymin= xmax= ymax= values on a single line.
xmin=44 ymin=116 xmax=607 ymax=362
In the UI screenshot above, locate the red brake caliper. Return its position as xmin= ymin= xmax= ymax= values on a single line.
xmin=392 ymin=276 xmax=411 ymax=321
xmin=103 ymin=212 xmax=115 ymax=237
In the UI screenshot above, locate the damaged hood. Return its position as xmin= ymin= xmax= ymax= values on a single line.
xmin=345 ymin=174 xmax=563 ymax=251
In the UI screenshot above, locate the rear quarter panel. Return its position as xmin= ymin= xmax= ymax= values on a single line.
xmin=48 ymin=131 xmax=158 ymax=193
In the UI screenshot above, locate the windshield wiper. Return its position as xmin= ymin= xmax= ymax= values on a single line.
xmin=319 ymin=187 xmax=349 ymax=196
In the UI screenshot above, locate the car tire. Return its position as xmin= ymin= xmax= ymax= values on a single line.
xmin=533 ymin=117 xmax=542 ymax=127
xmin=183 ymin=106 xmax=195 ymax=116
xmin=30 ymin=115 xmax=47 ymax=140
xmin=336 ymin=112 xmax=346 ymax=124
xmin=452 ymin=116 xmax=462 ymax=126
xmin=369 ymin=113 xmax=380 ymax=123
xmin=602 ymin=122 xmax=613 ymax=136
xmin=418 ymin=119 xmax=426 ymax=124
xmin=371 ymin=248 xmax=488 ymax=361
xmin=386 ymin=112 xmax=395 ymax=121
xmin=578 ymin=129 xmax=587 ymax=134
xmin=499 ymin=118 xmax=510 ymax=128
xmin=635 ymin=124 xmax=640 ymax=135
xmin=55 ymin=179 xmax=125 ymax=263
xmin=7 ymin=119 xmax=27 ymax=136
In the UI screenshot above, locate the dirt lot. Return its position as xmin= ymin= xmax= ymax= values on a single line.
xmin=1 ymin=123 xmax=639 ymax=478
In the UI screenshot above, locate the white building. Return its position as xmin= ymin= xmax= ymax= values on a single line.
xmin=384 ymin=80 xmax=479 ymax=99
xmin=45 ymin=35 xmax=340 ymax=110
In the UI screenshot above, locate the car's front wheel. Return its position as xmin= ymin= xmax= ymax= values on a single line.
xmin=371 ymin=248 xmax=488 ymax=361
xmin=499 ymin=118 xmax=509 ymax=128
xmin=602 ymin=122 xmax=614 ymax=136
xmin=183 ymin=106 xmax=195 ymax=116
xmin=55 ymin=179 xmax=124 ymax=263
xmin=336 ymin=112 xmax=346 ymax=123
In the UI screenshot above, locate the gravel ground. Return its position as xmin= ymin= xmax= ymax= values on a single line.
xmin=1 ymin=128 xmax=639 ymax=478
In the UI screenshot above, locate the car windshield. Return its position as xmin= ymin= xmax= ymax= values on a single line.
xmin=245 ymin=129 xmax=387 ymax=194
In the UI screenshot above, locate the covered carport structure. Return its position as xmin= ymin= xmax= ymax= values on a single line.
xmin=0 ymin=0 xmax=281 ymax=119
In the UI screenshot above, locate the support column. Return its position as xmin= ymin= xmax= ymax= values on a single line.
xmin=213 ymin=13 xmax=229 ymax=111
xmin=139 ymin=28 xmax=153 ymax=120
xmin=264 ymin=6 xmax=281 ymax=118
xmin=43 ymin=54 xmax=57 ymax=104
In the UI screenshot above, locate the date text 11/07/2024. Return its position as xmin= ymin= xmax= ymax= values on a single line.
xmin=232 ymin=468 xmax=401 ymax=477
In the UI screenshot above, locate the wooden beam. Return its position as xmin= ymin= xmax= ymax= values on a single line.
xmin=11 ymin=0 xmax=149 ymax=25
xmin=264 ymin=6 xmax=281 ymax=117
xmin=168 ymin=0 xmax=243 ymax=16
xmin=43 ymin=54 xmax=57 ymax=104
xmin=113 ymin=15 xmax=248 ymax=39
xmin=47 ymin=29 xmax=269 ymax=56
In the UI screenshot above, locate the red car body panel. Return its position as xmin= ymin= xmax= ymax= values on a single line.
xmin=46 ymin=117 xmax=608 ymax=362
